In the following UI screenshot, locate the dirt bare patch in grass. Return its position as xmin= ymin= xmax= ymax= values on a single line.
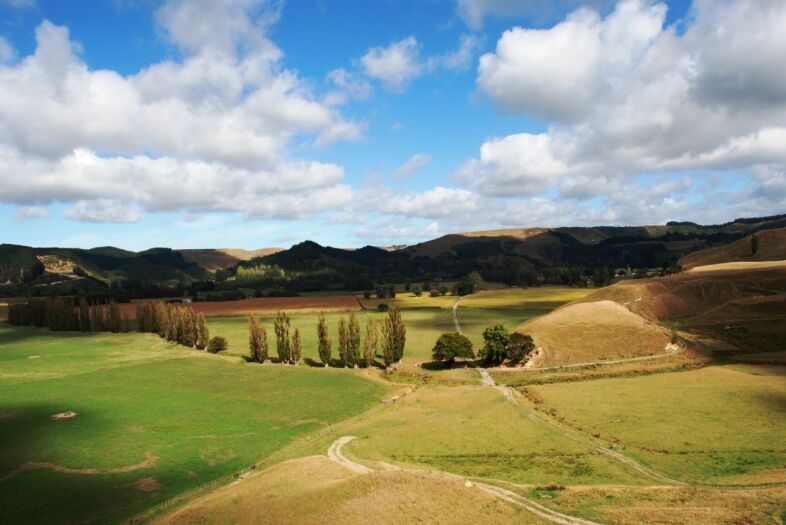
xmin=0 ymin=451 xmax=158 ymax=483
xmin=129 ymin=476 xmax=163 ymax=493
xmin=50 ymin=411 xmax=78 ymax=420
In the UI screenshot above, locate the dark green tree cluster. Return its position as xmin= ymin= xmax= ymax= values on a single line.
xmin=246 ymin=312 xmax=299 ymax=364
xmin=479 ymin=324 xmax=535 ymax=366
xmin=9 ymin=297 xmax=127 ymax=333
xmin=455 ymin=272 xmax=484 ymax=296
xmin=432 ymin=332 xmax=474 ymax=364
xmin=321 ymin=312 xmax=384 ymax=368
xmin=374 ymin=285 xmax=396 ymax=298
xmin=135 ymin=301 xmax=209 ymax=350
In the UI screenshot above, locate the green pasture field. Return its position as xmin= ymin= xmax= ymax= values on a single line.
xmin=0 ymin=326 xmax=388 ymax=525
xmin=527 ymin=364 xmax=786 ymax=484
xmin=275 ymin=384 xmax=646 ymax=487
xmin=209 ymin=288 xmax=587 ymax=363
xmin=207 ymin=308 xmax=535 ymax=363
xmin=357 ymin=286 xmax=591 ymax=311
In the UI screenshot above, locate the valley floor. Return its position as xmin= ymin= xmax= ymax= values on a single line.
xmin=1 ymin=287 xmax=784 ymax=524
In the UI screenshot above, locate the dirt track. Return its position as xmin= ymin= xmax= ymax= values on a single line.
xmin=326 ymin=436 xmax=601 ymax=525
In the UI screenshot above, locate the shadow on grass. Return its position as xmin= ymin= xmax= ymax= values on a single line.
xmin=420 ymin=360 xmax=477 ymax=371
xmin=0 ymin=325 xmax=100 ymax=346
xmin=0 ymin=404 xmax=154 ymax=525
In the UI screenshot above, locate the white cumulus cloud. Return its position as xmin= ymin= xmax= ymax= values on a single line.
xmin=0 ymin=0 xmax=362 ymax=223
xmin=361 ymin=36 xmax=425 ymax=92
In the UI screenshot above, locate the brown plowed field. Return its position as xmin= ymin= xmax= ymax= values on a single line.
xmin=119 ymin=296 xmax=359 ymax=319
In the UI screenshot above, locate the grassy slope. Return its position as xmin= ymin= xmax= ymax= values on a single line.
xmin=155 ymin=455 xmax=536 ymax=525
xmin=680 ymin=227 xmax=786 ymax=270
xmin=0 ymin=326 xmax=388 ymax=525
xmin=520 ymin=300 xmax=671 ymax=367
xmin=528 ymin=365 xmax=786 ymax=484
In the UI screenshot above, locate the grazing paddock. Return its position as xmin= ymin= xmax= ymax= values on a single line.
xmin=277 ymin=385 xmax=646 ymax=487
xmin=459 ymin=288 xmax=593 ymax=310
xmin=209 ymin=308 xmax=535 ymax=362
xmin=357 ymin=287 xmax=589 ymax=311
xmin=527 ymin=365 xmax=786 ymax=485
xmin=0 ymin=326 xmax=387 ymax=525
xmin=120 ymin=295 xmax=361 ymax=319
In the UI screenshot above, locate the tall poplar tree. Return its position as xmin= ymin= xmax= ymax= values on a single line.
xmin=338 ymin=316 xmax=349 ymax=367
xmin=317 ymin=312 xmax=332 ymax=367
xmin=362 ymin=318 xmax=378 ymax=368
xmin=274 ymin=311 xmax=290 ymax=363
xmin=290 ymin=328 xmax=302 ymax=365
xmin=347 ymin=313 xmax=360 ymax=367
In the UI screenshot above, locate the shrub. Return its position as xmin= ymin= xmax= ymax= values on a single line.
xmin=376 ymin=303 xmax=389 ymax=312
xmin=432 ymin=333 xmax=474 ymax=364
xmin=207 ymin=336 xmax=228 ymax=354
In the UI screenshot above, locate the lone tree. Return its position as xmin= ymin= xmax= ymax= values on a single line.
xmin=290 ymin=328 xmax=302 ymax=365
xmin=317 ymin=312 xmax=332 ymax=367
xmin=456 ymin=271 xmax=484 ymax=296
xmin=432 ymin=332 xmax=474 ymax=365
xmin=248 ymin=316 xmax=267 ymax=362
xmin=382 ymin=308 xmax=406 ymax=367
xmin=274 ymin=312 xmax=291 ymax=363
xmin=362 ymin=319 xmax=378 ymax=368
xmin=480 ymin=324 xmax=511 ymax=365
xmin=506 ymin=332 xmax=535 ymax=365
xmin=195 ymin=313 xmax=210 ymax=350
xmin=348 ymin=314 xmax=360 ymax=367
xmin=338 ymin=317 xmax=349 ymax=367
xmin=207 ymin=336 xmax=228 ymax=354
xmin=752 ymin=233 xmax=759 ymax=255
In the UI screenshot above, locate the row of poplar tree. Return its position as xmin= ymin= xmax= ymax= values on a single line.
xmin=8 ymin=297 xmax=126 ymax=333
xmin=248 ymin=309 xmax=406 ymax=368
xmin=135 ymin=301 xmax=212 ymax=351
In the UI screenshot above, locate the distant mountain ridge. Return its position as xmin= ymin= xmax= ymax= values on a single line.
xmin=2 ymin=213 xmax=784 ymax=295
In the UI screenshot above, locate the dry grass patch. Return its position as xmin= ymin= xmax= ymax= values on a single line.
xmin=155 ymin=455 xmax=535 ymax=525
xmin=540 ymin=485 xmax=786 ymax=525
xmin=520 ymin=301 xmax=671 ymax=368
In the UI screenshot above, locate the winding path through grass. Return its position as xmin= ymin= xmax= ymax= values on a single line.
xmin=327 ymin=436 xmax=601 ymax=525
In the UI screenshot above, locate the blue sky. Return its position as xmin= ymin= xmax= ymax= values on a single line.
xmin=0 ymin=0 xmax=783 ymax=250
